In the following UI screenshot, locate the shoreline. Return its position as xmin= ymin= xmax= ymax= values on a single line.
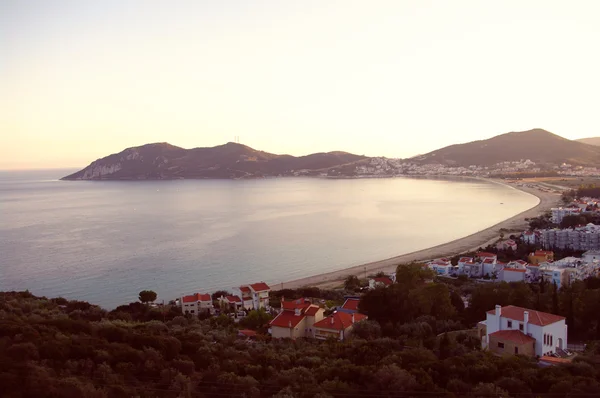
xmin=279 ymin=180 xmax=562 ymax=290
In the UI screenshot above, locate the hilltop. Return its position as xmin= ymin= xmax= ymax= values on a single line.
xmin=411 ymin=129 xmax=600 ymax=167
xmin=576 ymin=137 xmax=600 ymax=147
xmin=62 ymin=142 xmax=366 ymax=180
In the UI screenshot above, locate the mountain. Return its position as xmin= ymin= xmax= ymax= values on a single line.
xmin=576 ymin=137 xmax=600 ymax=147
xmin=61 ymin=142 xmax=366 ymax=180
xmin=411 ymin=128 xmax=600 ymax=167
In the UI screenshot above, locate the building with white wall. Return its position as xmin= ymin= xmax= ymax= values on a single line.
xmin=480 ymin=305 xmax=567 ymax=357
xmin=180 ymin=293 xmax=213 ymax=315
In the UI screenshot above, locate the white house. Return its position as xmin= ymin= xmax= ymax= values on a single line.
xmin=180 ymin=293 xmax=213 ymax=315
xmin=583 ymin=249 xmax=600 ymax=263
xmin=551 ymin=207 xmax=582 ymax=224
xmin=238 ymin=282 xmax=271 ymax=310
xmin=480 ymin=305 xmax=567 ymax=357
xmin=368 ymin=276 xmax=393 ymax=289
xmin=312 ymin=311 xmax=368 ymax=341
xmin=428 ymin=258 xmax=452 ymax=275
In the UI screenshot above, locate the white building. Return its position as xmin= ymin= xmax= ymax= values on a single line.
xmin=180 ymin=293 xmax=213 ymax=315
xmin=583 ymin=249 xmax=600 ymax=263
xmin=551 ymin=207 xmax=582 ymax=224
xmin=238 ymin=282 xmax=271 ymax=310
xmin=480 ymin=305 xmax=567 ymax=357
xmin=427 ymin=258 xmax=452 ymax=275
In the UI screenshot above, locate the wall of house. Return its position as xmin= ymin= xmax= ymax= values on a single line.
xmin=181 ymin=300 xmax=198 ymax=314
xmin=314 ymin=327 xmax=342 ymax=340
xmin=528 ymin=321 xmax=567 ymax=357
xmin=489 ymin=334 xmax=535 ymax=357
xmin=271 ymin=325 xmax=295 ymax=339
xmin=501 ymin=270 xmax=525 ymax=283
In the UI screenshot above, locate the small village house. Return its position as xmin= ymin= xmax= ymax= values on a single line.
xmin=479 ymin=305 xmax=567 ymax=357
xmin=368 ymin=276 xmax=393 ymax=289
xmin=180 ymin=293 xmax=213 ymax=315
xmin=269 ymin=298 xmax=324 ymax=339
xmin=313 ymin=311 xmax=368 ymax=341
xmin=496 ymin=239 xmax=518 ymax=251
xmin=238 ymin=282 xmax=271 ymax=310
xmin=218 ymin=295 xmax=243 ymax=312
xmin=528 ymin=250 xmax=554 ymax=265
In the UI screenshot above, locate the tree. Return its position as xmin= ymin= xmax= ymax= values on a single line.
xmin=239 ymin=309 xmax=273 ymax=330
xmin=344 ymin=275 xmax=361 ymax=292
xmin=139 ymin=290 xmax=157 ymax=304
xmin=211 ymin=290 xmax=231 ymax=301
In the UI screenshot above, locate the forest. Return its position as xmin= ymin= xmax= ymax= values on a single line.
xmin=2 ymin=264 xmax=600 ymax=397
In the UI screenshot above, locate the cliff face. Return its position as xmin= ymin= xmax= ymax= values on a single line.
xmin=61 ymin=142 xmax=366 ymax=180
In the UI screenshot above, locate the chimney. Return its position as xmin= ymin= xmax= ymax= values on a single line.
xmin=351 ymin=313 xmax=355 ymax=324
xmin=495 ymin=305 xmax=502 ymax=331
xmin=524 ymin=311 xmax=529 ymax=334
xmin=330 ymin=316 xmax=334 ymax=325
xmin=288 ymin=321 xmax=292 ymax=328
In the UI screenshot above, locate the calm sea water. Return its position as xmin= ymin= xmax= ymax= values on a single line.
xmin=0 ymin=170 xmax=538 ymax=308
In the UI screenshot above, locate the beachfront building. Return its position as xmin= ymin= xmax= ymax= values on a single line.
xmin=238 ymin=282 xmax=271 ymax=310
xmin=427 ymin=258 xmax=452 ymax=275
xmin=313 ymin=311 xmax=368 ymax=341
xmin=217 ymin=295 xmax=243 ymax=312
xmin=583 ymin=249 xmax=600 ymax=263
xmin=496 ymin=239 xmax=518 ymax=251
xmin=368 ymin=276 xmax=393 ymax=289
xmin=479 ymin=305 xmax=567 ymax=357
xmin=522 ymin=231 xmax=541 ymax=245
xmin=180 ymin=293 xmax=213 ymax=315
xmin=269 ymin=298 xmax=324 ymax=339
xmin=551 ymin=207 xmax=582 ymax=224
xmin=499 ymin=262 xmax=527 ymax=283
xmin=540 ymin=224 xmax=600 ymax=251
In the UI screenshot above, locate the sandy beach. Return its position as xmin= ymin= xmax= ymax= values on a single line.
xmin=280 ymin=180 xmax=562 ymax=290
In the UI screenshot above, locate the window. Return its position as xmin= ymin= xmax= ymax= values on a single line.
xmin=551 ymin=335 xmax=553 ymax=346
xmin=544 ymin=334 xmax=547 ymax=345
xmin=507 ymin=320 xmax=512 ymax=328
xmin=497 ymin=342 xmax=505 ymax=349
xmin=190 ymin=310 xmax=194 ymax=314
xmin=515 ymin=347 xmax=519 ymax=354
xmin=519 ymin=323 xmax=524 ymax=331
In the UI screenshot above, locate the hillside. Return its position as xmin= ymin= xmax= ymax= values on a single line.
xmin=576 ymin=137 xmax=600 ymax=147
xmin=412 ymin=129 xmax=600 ymax=167
xmin=62 ymin=142 xmax=366 ymax=180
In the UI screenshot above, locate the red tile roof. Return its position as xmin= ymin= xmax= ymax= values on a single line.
xmin=373 ymin=277 xmax=393 ymax=286
xmin=504 ymin=268 xmax=526 ymax=273
xmin=269 ymin=310 xmax=306 ymax=328
xmin=238 ymin=329 xmax=257 ymax=337
xmin=250 ymin=282 xmax=270 ymax=292
xmin=341 ymin=298 xmax=360 ymax=311
xmin=483 ymin=258 xmax=495 ymax=264
xmin=240 ymin=286 xmax=251 ymax=294
xmin=281 ymin=298 xmax=311 ymax=311
xmin=489 ymin=330 xmax=535 ymax=345
xmin=476 ymin=252 xmax=497 ymax=258
xmin=313 ymin=312 xmax=367 ymax=331
xmin=305 ymin=305 xmax=321 ymax=316
xmin=534 ymin=250 xmax=553 ymax=256
xmin=182 ymin=293 xmax=211 ymax=303
xmin=226 ymin=295 xmax=242 ymax=303
xmin=487 ymin=305 xmax=565 ymax=326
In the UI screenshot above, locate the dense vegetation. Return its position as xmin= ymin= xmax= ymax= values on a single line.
xmin=3 ymin=265 xmax=600 ymax=397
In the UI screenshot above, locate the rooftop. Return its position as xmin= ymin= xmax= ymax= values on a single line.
xmin=487 ymin=305 xmax=565 ymax=326
xmin=313 ymin=311 xmax=368 ymax=331
xmin=489 ymin=330 xmax=535 ymax=345
xmin=250 ymin=282 xmax=271 ymax=292
xmin=182 ymin=293 xmax=211 ymax=303
xmin=341 ymin=298 xmax=360 ymax=311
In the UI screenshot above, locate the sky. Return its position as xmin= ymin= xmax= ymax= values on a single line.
xmin=2 ymin=0 xmax=600 ymax=169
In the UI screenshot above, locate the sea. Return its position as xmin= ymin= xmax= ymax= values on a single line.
xmin=0 ymin=169 xmax=539 ymax=309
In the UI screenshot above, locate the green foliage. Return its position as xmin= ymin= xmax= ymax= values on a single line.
xmin=3 ymin=286 xmax=600 ymax=397
xmin=238 ymin=309 xmax=273 ymax=330
xmin=138 ymin=290 xmax=157 ymax=304
xmin=343 ymin=275 xmax=361 ymax=292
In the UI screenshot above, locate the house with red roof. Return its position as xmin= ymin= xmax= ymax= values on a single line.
xmin=496 ymin=239 xmax=518 ymax=251
xmin=479 ymin=305 xmax=567 ymax=357
xmin=476 ymin=252 xmax=497 ymax=262
xmin=180 ymin=293 xmax=213 ymax=315
xmin=217 ymin=295 xmax=243 ymax=312
xmin=313 ymin=311 xmax=368 ymax=341
xmin=427 ymin=258 xmax=452 ymax=275
xmin=528 ymin=250 xmax=554 ymax=265
xmin=368 ymin=276 xmax=393 ymax=289
xmin=269 ymin=298 xmax=325 ymax=339
xmin=238 ymin=282 xmax=271 ymax=310
xmin=338 ymin=297 xmax=360 ymax=314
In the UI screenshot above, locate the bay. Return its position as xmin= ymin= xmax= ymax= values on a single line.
xmin=0 ymin=169 xmax=538 ymax=308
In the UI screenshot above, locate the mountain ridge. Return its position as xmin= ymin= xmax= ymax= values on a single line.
xmin=410 ymin=128 xmax=600 ymax=167
xmin=61 ymin=142 xmax=366 ymax=180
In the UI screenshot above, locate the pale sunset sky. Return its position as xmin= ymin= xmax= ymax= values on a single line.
xmin=1 ymin=0 xmax=600 ymax=169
